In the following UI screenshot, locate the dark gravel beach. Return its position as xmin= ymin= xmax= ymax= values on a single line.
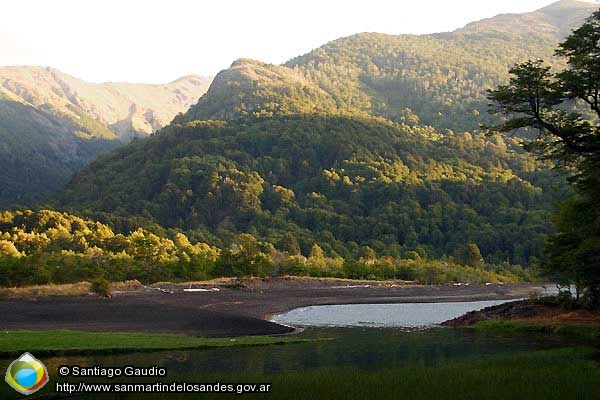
xmin=0 ymin=278 xmax=550 ymax=336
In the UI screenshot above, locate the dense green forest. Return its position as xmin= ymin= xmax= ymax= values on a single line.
xmin=488 ymin=8 xmax=600 ymax=305
xmin=0 ymin=209 xmax=531 ymax=286
xmin=2 ymin=1 xmax=596 ymax=286
xmin=57 ymin=114 xmax=565 ymax=267
xmin=0 ymin=95 xmax=121 ymax=207
xmin=178 ymin=1 xmax=596 ymax=132
xmin=2 ymin=1 xmax=594 ymax=209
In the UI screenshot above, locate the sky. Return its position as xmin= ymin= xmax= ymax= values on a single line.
xmin=0 ymin=0 xmax=597 ymax=83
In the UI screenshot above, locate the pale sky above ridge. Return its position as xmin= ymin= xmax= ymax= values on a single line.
xmin=0 ymin=0 xmax=597 ymax=83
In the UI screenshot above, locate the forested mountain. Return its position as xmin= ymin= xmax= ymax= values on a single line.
xmin=179 ymin=0 xmax=596 ymax=132
xmin=0 ymin=67 xmax=210 ymax=139
xmin=0 ymin=67 xmax=210 ymax=206
xmin=457 ymin=0 xmax=598 ymax=37
xmin=58 ymin=114 xmax=566 ymax=266
xmin=174 ymin=59 xmax=338 ymax=122
xmin=42 ymin=1 xmax=600 ymax=277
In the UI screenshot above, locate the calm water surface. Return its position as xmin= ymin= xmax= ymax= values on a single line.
xmin=28 ymin=327 xmax=575 ymax=378
xmin=270 ymin=300 xmax=520 ymax=328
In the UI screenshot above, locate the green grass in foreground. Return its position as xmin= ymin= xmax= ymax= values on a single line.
xmin=0 ymin=330 xmax=307 ymax=357
xmin=253 ymin=347 xmax=600 ymax=400
xmin=27 ymin=346 xmax=598 ymax=400
xmin=1 ymin=333 xmax=599 ymax=400
xmin=465 ymin=320 xmax=600 ymax=341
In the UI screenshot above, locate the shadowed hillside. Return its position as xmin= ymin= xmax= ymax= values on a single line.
xmin=0 ymin=67 xmax=210 ymax=206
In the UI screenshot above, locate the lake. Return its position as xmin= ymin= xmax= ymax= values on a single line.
xmin=270 ymin=300 xmax=519 ymax=328
xmin=32 ymin=326 xmax=574 ymax=378
xmin=6 ymin=299 xmax=596 ymax=399
xmin=31 ymin=299 xmax=575 ymax=376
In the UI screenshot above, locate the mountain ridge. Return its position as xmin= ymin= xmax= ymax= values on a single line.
xmin=55 ymin=0 xmax=595 ymax=265
xmin=174 ymin=59 xmax=338 ymax=122
xmin=0 ymin=66 xmax=211 ymax=206
xmin=0 ymin=66 xmax=210 ymax=139
xmin=456 ymin=0 xmax=597 ymax=37
xmin=178 ymin=0 xmax=596 ymax=131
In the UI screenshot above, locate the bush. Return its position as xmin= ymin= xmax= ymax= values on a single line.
xmin=90 ymin=277 xmax=111 ymax=298
xmin=581 ymin=285 xmax=600 ymax=310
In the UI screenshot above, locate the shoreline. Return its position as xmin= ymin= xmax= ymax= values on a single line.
xmin=0 ymin=278 xmax=553 ymax=337
xmin=442 ymin=299 xmax=600 ymax=339
xmin=0 ymin=330 xmax=309 ymax=358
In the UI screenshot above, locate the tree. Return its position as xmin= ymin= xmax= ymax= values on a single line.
xmin=454 ymin=243 xmax=483 ymax=268
xmin=309 ymin=244 xmax=325 ymax=259
xmin=359 ymin=246 xmax=377 ymax=264
xmin=0 ymin=240 xmax=22 ymax=258
xmin=487 ymin=10 xmax=600 ymax=305
xmin=487 ymin=10 xmax=600 ymax=172
xmin=544 ymin=197 xmax=600 ymax=303
xmin=278 ymin=233 xmax=301 ymax=255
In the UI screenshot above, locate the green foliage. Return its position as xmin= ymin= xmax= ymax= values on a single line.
xmin=278 ymin=233 xmax=301 ymax=255
xmin=281 ymin=3 xmax=592 ymax=132
xmin=488 ymin=9 xmax=600 ymax=306
xmin=0 ymin=98 xmax=121 ymax=207
xmin=454 ymin=243 xmax=484 ymax=268
xmin=545 ymin=196 xmax=600 ymax=305
xmin=0 ymin=209 xmax=528 ymax=286
xmin=57 ymin=114 xmax=563 ymax=266
xmin=0 ymin=209 xmax=219 ymax=286
xmin=66 ymin=4 xmax=594 ymax=271
xmin=0 ymin=330 xmax=306 ymax=357
xmin=89 ymin=277 xmax=111 ymax=298
xmin=5 ymin=3 xmax=595 ymax=286
xmin=175 ymin=59 xmax=338 ymax=122
xmin=172 ymin=4 xmax=595 ymax=134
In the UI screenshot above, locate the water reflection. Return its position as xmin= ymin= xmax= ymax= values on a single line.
xmin=22 ymin=327 xmax=574 ymax=377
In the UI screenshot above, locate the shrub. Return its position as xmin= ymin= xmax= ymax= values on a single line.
xmin=90 ymin=277 xmax=111 ymax=298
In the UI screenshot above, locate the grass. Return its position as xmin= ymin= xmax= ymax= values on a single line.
xmin=236 ymin=347 xmax=600 ymax=400
xmin=141 ymin=276 xmax=416 ymax=288
xmin=9 ymin=346 xmax=597 ymax=400
xmin=0 ymin=280 xmax=143 ymax=298
xmin=0 ymin=276 xmax=416 ymax=298
xmin=0 ymin=330 xmax=308 ymax=357
xmin=1 ymin=328 xmax=598 ymax=399
xmin=465 ymin=320 xmax=600 ymax=341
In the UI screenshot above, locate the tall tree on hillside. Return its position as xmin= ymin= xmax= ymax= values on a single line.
xmin=278 ymin=232 xmax=301 ymax=255
xmin=487 ymin=9 xmax=600 ymax=306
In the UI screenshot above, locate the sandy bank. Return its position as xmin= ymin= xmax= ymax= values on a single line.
xmin=0 ymin=278 xmax=551 ymax=336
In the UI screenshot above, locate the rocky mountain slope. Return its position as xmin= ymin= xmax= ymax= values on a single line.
xmin=0 ymin=67 xmax=210 ymax=206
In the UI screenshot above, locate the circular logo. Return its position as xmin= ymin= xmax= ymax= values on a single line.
xmin=5 ymin=352 xmax=49 ymax=395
